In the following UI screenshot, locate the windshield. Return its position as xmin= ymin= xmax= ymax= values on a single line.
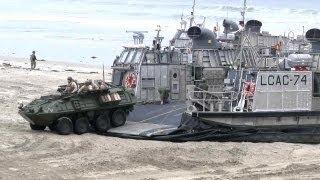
xmin=160 ymin=53 xmax=168 ymax=63
xmin=119 ymin=50 xmax=129 ymax=63
xmin=133 ymin=50 xmax=143 ymax=64
xmin=125 ymin=50 xmax=135 ymax=64
xmin=145 ymin=53 xmax=157 ymax=64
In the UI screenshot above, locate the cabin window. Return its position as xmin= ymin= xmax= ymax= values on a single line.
xmin=119 ymin=51 xmax=129 ymax=63
xmin=125 ymin=50 xmax=136 ymax=64
xmin=171 ymin=52 xmax=180 ymax=63
xmin=182 ymin=53 xmax=188 ymax=62
xmin=145 ymin=53 xmax=157 ymax=64
xmin=133 ymin=50 xmax=143 ymax=64
xmin=313 ymin=73 xmax=320 ymax=97
xmin=160 ymin=53 xmax=168 ymax=63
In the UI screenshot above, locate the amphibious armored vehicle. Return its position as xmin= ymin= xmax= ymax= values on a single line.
xmin=18 ymin=83 xmax=136 ymax=135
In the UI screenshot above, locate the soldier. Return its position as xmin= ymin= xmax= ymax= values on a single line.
xmin=88 ymin=79 xmax=99 ymax=90
xmin=97 ymin=80 xmax=108 ymax=90
xmin=78 ymin=80 xmax=92 ymax=93
xmin=65 ymin=77 xmax=78 ymax=94
xmin=30 ymin=51 xmax=37 ymax=70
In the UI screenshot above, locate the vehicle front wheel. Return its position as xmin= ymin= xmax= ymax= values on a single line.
xmin=30 ymin=124 xmax=46 ymax=131
xmin=95 ymin=112 xmax=111 ymax=133
xmin=74 ymin=117 xmax=89 ymax=135
xmin=55 ymin=117 xmax=73 ymax=135
xmin=111 ymin=109 xmax=127 ymax=127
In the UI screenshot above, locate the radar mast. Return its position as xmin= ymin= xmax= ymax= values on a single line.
xmin=189 ymin=0 xmax=196 ymax=27
xmin=126 ymin=31 xmax=148 ymax=45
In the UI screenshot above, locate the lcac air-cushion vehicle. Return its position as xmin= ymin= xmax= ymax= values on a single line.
xmin=18 ymin=83 xmax=136 ymax=135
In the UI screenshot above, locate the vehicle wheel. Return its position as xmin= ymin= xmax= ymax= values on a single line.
xmin=48 ymin=123 xmax=56 ymax=131
xmin=74 ymin=117 xmax=89 ymax=135
xmin=30 ymin=124 xmax=46 ymax=131
xmin=55 ymin=117 xmax=73 ymax=135
xmin=95 ymin=112 xmax=111 ymax=133
xmin=111 ymin=109 xmax=127 ymax=127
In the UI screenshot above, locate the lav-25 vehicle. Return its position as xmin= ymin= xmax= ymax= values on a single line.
xmin=18 ymin=83 xmax=136 ymax=135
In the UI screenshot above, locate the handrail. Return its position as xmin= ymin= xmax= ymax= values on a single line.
xmin=187 ymin=87 xmax=258 ymax=113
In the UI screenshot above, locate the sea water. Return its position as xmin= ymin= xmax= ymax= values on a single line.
xmin=0 ymin=0 xmax=319 ymax=66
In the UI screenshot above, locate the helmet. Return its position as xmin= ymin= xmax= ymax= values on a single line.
xmin=67 ymin=77 xmax=72 ymax=80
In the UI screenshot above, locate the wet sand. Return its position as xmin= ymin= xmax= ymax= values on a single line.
xmin=1 ymin=57 xmax=320 ymax=179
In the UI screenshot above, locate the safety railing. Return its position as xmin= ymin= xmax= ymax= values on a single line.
xmin=187 ymin=86 xmax=239 ymax=112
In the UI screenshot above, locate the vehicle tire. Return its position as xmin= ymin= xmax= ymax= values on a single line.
xmin=95 ymin=112 xmax=111 ymax=133
xmin=55 ymin=117 xmax=73 ymax=135
xmin=48 ymin=123 xmax=56 ymax=131
xmin=74 ymin=117 xmax=89 ymax=135
xmin=30 ymin=124 xmax=46 ymax=131
xmin=111 ymin=109 xmax=127 ymax=127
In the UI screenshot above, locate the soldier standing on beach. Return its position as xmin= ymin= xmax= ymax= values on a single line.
xmin=30 ymin=51 xmax=37 ymax=69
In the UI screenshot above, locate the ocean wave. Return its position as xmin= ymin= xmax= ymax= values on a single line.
xmin=1 ymin=0 xmax=320 ymax=66
xmin=284 ymin=8 xmax=318 ymax=15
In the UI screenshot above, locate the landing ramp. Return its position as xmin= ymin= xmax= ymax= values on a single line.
xmin=108 ymin=102 xmax=186 ymax=136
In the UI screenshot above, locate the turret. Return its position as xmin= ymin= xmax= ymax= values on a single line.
xmin=187 ymin=26 xmax=219 ymax=49
xmin=306 ymin=28 xmax=320 ymax=53
xmin=245 ymin=20 xmax=262 ymax=33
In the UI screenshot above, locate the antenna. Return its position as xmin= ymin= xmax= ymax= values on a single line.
xmin=226 ymin=1 xmax=229 ymax=19
xmin=102 ymin=63 xmax=105 ymax=82
xmin=180 ymin=12 xmax=187 ymax=30
xmin=154 ymin=25 xmax=164 ymax=50
xmin=238 ymin=0 xmax=248 ymax=67
xmin=192 ymin=0 xmax=196 ymax=13
xmin=235 ymin=0 xmax=248 ymax=93
xmin=190 ymin=0 xmax=196 ymax=27
xmin=241 ymin=0 xmax=247 ymax=23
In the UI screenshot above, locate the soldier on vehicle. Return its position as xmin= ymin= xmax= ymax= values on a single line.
xmin=65 ymin=77 xmax=78 ymax=94
xmin=30 ymin=51 xmax=37 ymax=70
xmin=88 ymin=79 xmax=99 ymax=90
xmin=78 ymin=80 xmax=92 ymax=93
xmin=97 ymin=80 xmax=108 ymax=90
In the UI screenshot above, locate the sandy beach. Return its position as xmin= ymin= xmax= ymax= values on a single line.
xmin=1 ymin=57 xmax=320 ymax=179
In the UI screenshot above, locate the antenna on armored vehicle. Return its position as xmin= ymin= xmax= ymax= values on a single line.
xmin=126 ymin=31 xmax=148 ymax=45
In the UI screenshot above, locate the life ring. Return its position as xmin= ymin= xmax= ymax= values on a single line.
xmin=123 ymin=72 xmax=137 ymax=89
